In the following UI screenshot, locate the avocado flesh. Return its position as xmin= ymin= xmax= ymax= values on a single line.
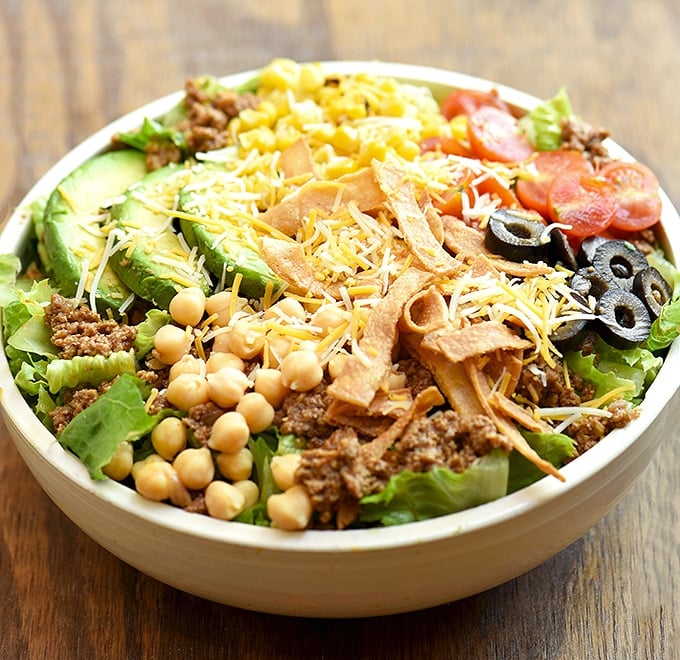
xmin=178 ymin=178 xmax=284 ymax=300
xmin=42 ymin=149 xmax=147 ymax=311
xmin=109 ymin=165 xmax=212 ymax=310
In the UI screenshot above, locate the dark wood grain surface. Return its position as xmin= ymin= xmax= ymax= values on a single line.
xmin=1 ymin=1 xmax=679 ymax=658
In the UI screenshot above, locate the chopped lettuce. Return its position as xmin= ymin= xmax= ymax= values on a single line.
xmin=133 ymin=308 xmax=171 ymax=357
xmin=117 ymin=116 xmax=186 ymax=153
xmin=357 ymin=450 xmax=509 ymax=526
xmin=58 ymin=373 xmax=166 ymax=480
xmin=645 ymin=249 xmax=680 ymax=352
xmin=518 ymin=87 xmax=573 ymax=152
xmin=46 ymin=349 xmax=137 ymax=393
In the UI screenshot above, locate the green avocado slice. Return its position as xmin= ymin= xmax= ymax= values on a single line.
xmin=108 ymin=164 xmax=212 ymax=310
xmin=177 ymin=168 xmax=284 ymax=300
xmin=42 ymin=149 xmax=148 ymax=312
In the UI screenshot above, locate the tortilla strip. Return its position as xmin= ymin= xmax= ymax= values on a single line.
xmin=323 ymin=390 xmax=413 ymax=437
xmin=259 ymin=236 xmax=326 ymax=297
xmin=327 ymin=267 xmax=434 ymax=407
xmin=400 ymin=285 xmax=449 ymax=334
xmin=421 ymin=320 xmax=531 ymax=363
xmin=463 ymin=358 xmax=564 ymax=481
xmin=488 ymin=390 xmax=553 ymax=434
xmin=441 ymin=215 xmax=553 ymax=277
xmin=261 ymin=167 xmax=385 ymax=236
xmin=373 ymin=161 xmax=462 ymax=276
xmin=279 ymin=137 xmax=317 ymax=179
xmin=484 ymin=348 xmax=524 ymax=397
xmin=401 ymin=333 xmax=484 ymax=417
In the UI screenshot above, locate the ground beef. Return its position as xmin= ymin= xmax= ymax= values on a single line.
xmin=50 ymin=388 xmax=100 ymax=434
xmin=183 ymin=401 xmax=226 ymax=445
xmin=396 ymin=358 xmax=435 ymax=396
xmin=44 ymin=294 xmax=137 ymax=359
xmin=145 ymin=137 xmax=183 ymax=171
xmin=515 ymin=355 xmax=594 ymax=408
xmin=560 ymin=117 xmax=611 ymax=168
xmin=568 ymin=398 xmax=639 ymax=455
xmin=274 ymin=382 xmax=335 ymax=445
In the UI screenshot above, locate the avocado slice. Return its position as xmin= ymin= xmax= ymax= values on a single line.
xmin=109 ymin=164 xmax=212 ymax=309
xmin=42 ymin=149 xmax=147 ymax=311
xmin=177 ymin=168 xmax=284 ymax=299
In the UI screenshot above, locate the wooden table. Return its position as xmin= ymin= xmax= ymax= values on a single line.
xmin=2 ymin=1 xmax=678 ymax=657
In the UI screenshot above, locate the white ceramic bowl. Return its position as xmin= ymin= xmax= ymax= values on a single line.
xmin=2 ymin=63 xmax=679 ymax=618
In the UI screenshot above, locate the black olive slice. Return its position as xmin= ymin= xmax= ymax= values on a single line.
xmin=592 ymin=239 xmax=648 ymax=291
xmin=576 ymin=234 xmax=609 ymax=266
xmin=570 ymin=267 xmax=613 ymax=301
xmin=551 ymin=317 xmax=591 ymax=351
xmin=548 ymin=228 xmax=578 ymax=270
xmin=595 ymin=288 xmax=651 ymax=349
xmin=484 ymin=209 xmax=548 ymax=263
xmin=632 ymin=266 xmax=673 ymax=320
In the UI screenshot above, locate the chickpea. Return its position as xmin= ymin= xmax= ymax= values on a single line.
xmin=327 ymin=353 xmax=349 ymax=380
xmin=264 ymin=334 xmax=292 ymax=367
xmin=216 ymin=447 xmax=254 ymax=481
xmin=102 ymin=441 xmax=133 ymax=481
xmin=205 ymin=351 xmax=245 ymax=374
xmin=266 ymin=484 xmax=313 ymax=530
xmin=151 ymin=417 xmax=187 ymax=460
xmin=279 ymin=349 xmax=324 ymax=392
xmin=253 ymin=368 xmax=290 ymax=408
xmin=312 ymin=304 xmax=350 ymax=334
xmin=229 ymin=319 xmax=265 ymax=360
xmin=264 ymin=297 xmax=306 ymax=321
xmin=232 ymin=479 xmax=259 ymax=509
xmin=168 ymin=354 xmax=205 ymax=382
xmin=173 ymin=447 xmax=215 ymax=490
xmin=206 ymin=291 xmax=246 ymax=326
xmin=204 ymin=480 xmax=246 ymax=521
xmin=236 ymin=392 xmax=275 ymax=434
xmin=169 ymin=287 xmax=206 ymax=327
xmin=154 ymin=324 xmax=193 ymax=365
xmin=206 ymin=366 xmax=250 ymax=409
xmin=211 ymin=329 xmax=233 ymax=353
xmin=134 ymin=460 xmax=174 ymax=501
xmin=131 ymin=453 xmax=165 ymax=481
xmin=166 ymin=372 xmax=211 ymax=410
xmin=270 ymin=453 xmax=301 ymax=491
xmin=209 ymin=411 xmax=251 ymax=454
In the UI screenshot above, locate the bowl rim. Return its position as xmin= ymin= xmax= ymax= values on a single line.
xmin=2 ymin=60 xmax=679 ymax=554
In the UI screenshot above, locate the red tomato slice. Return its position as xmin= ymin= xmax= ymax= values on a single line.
xmin=516 ymin=150 xmax=593 ymax=218
xmin=433 ymin=168 xmax=476 ymax=217
xmin=599 ymin=160 xmax=662 ymax=231
xmin=467 ymin=106 xmax=534 ymax=163
xmin=475 ymin=174 xmax=521 ymax=210
xmin=547 ymin=170 xmax=617 ymax=237
xmin=420 ymin=135 xmax=473 ymax=158
xmin=441 ymin=88 xmax=511 ymax=120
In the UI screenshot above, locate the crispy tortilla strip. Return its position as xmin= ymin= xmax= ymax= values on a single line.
xmin=360 ymin=386 xmax=445 ymax=463
xmin=327 ymin=267 xmax=434 ymax=407
xmin=421 ymin=320 xmax=531 ymax=363
xmin=441 ymin=215 xmax=553 ymax=277
xmin=485 ymin=348 xmax=524 ymax=397
xmin=464 ymin=358 xmax=564 ymax=481
xmin=279 ymin=137 xmax=317 ymax=179
xmin=488 ymin=391 xmax=553 ymax=434
xmin=402 ymin=333 xmax=484 ymax=417
xmin=323 ymin=390 xmax=413 ymax=437
xmin=400 ymin=285 xmax=449 ymax=334
xmin=261 ymin=167 xmax=385 ymax=235
xmin=373 ymin=161 xmax=462 ymax=276
xmin=259 ymin=236 xmax=326 ymax=297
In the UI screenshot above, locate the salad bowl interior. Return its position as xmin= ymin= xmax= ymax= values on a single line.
xmin=1 ymin=62 xmax=679 ymax=618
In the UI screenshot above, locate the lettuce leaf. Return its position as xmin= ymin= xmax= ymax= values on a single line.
xmin=45 ymin=349 xmax=137 ymax=394
xmin=357 ymin=450 xmax=509 ymax=526
xmin=134 ymin=308 xmax=171 ymax=357
xmin=518 ymin=87 xmax=573 ymax=152
xmin=117 ymin=117 xmax=187 ymax=153
xmin=644 ymin=249 xmax=680 ymax=352
xmin=58 ymin=373 xmax=164 ymax=480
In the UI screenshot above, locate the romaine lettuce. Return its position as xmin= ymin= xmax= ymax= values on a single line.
xmin=518 ymin=87 xmax=573 ymax=152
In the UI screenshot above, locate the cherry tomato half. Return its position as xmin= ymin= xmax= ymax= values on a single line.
xmin=467 ymin=106 xmax=534 ymax=163
xmin=440 ymin=88 xmax=511 ymax=120
xmin=547 ymin=170 xmax=617 ymax=237
xmin=420 ymin=135 xmax=473 ymax=158
xmin=599 ymin=160 xmax=662 ymax=232
xmin=516 ymin=150 xmax=593 ymax=218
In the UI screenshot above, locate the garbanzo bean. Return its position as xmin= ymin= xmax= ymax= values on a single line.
xmin=264 ymin=297 xmax=306 ymax=321
xmin=206 ymin=366 xmax=250 ymax=409
xmin=279 ymin=349 xmax=324 ymax=392
xmin=204 ymin=480 xmax=246 ymax=521
xmin=131 ymin=453 xmax=165 ymax=481
xmin=229 ymin=319 xmax=265 ymax=360
xmin=209 ymin=411 xmax=250 ymax=454
xmin=151 ymin=417 xmax=187 ymax=460
xmin=253 ymin=368 xmax=290 ymax=408
xmin=134 ymin=460 xmax=174 ymax=501
xmin=168 ymin=354 xmax=205 ymax=382
xmin=205 ymin=351 xmax=245 ymax=374
xmin=166 ymin=372 xmax=211 ymax=410
xmin=266 ymin=484 xmax=313 ymax=530
xmin=173 ymin=447 xmax=215 ymax=490
xmin=264 ymin=334 xmax=292 ymax=367
xmin=232 ymin=480 xmax=259 ymax=509
xmin=312 ymin=304 xmax=350 ymax=334
xmin=211 ymin=329 xmax=232 ymax=353
xmin=236 ymin=392 xmax=275 ymax=433
xmin=154 ymin=324 xmax=193 ymax=365
xmin=270 ymin=453 xmax=301 ymax=491
xmin=102 ymin=441 xmax=133 ymax=481
xmin=205 ymin=291 xmax=246 ymax=326
xmin=169 ymin=287 xmax=206 ymax=327
xmin=327 ymin=353 xmax=349 ymax=380
xmin=216 ymin=447 xmax=254 ymax=481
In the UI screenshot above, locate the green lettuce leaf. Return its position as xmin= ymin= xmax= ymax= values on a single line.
xmin=644 ymin=249 xmax=680 ymax=352
xmin=134 ymin=308 xmax=171 ymax=357
xmin=357 ymin=450 xmax=509 ymax=526
xmin=117 ymin=116 xmax=187 ymax=153
xmin=58 ymin=373 xmax=163 ymax=480
xmin=518 ymin=87 xmax=573 ymax=151
xmin=45 ymin=349 xmax=138 ymax=393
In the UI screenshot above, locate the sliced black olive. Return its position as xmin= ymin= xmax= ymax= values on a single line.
xmin=632 ymin=266 xmax=672 ymax=320
xmin=484 ymin=209 xmax=548 ymax=263
xmin=592 ymin=239 xmax=648 ymax=291
xmin=576 ymin=234 xmax=609 ymax=266
xmin=570 ymin=266 xmax=613 ymax=301
xmin=548 ymin=228 xmax=578 ymax=270
xmin=595 ymin=288 xmax=651 ymax=349
xmin=551 ymin=317 xmax=591 ymax=351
